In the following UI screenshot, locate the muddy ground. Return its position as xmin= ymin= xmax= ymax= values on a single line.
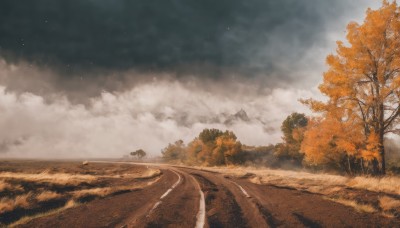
xmin=1 ymin=161 xmax=399 ymax=227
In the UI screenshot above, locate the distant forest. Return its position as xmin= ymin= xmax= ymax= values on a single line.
xmin=162 ymin=112 xmax=400 ymax=176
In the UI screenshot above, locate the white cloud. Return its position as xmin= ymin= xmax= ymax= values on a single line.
xmin=0 ymin=80 xmax=321 ymax=158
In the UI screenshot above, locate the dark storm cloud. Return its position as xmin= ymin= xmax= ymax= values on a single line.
xmin=0 ymin=0 xmax=351 ymax=78
xmin=0 ymin=1 xmax=379 ymax=158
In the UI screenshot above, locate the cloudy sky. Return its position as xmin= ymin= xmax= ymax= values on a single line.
xmin=0 ymin=0 xmax=381 ymax=158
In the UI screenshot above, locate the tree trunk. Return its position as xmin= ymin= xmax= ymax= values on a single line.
xmin=360 ymin=158 xmax=365 ymax=175
xmin=347 ymin=155 xmax=353 ymax=175
xmin=372 ymin=158 xmax=379 ymax=175
xmin=379 ymin=131 xmax=386 ymax=175
xmin=378 ymin=102 xmax=386 ymax=175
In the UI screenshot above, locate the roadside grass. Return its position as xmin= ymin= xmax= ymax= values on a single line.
xmin=200 ymin=166 xmax=400 ymax=195
xmin=72 ymin=175 xmax=161 ymax=199
xmin=72 ymin=187 xmax=113 ymax=199
xmin=36 ymin=191 xmax=62 ymax=202
xmin=379 ymin=196 xmax=400 ymax=211
xmin=347 ymin=176 xmax=400 ymax=195
xmin=8 ymin=200 xmax=79 ymax=228
xmin=325 ymin=197 xmax=377 ymax=213
xmin=198 ymin=166 xmax=348 ymax=193
xmin=139 ymin=168 xmax=161 ymax=179
xmin=196 ymin=166 xmax=400 ymax=217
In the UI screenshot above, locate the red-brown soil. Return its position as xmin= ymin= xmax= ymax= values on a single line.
xmin=1 ymin=161 xmax=398 ymax=228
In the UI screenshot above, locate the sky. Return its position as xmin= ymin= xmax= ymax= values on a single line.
xmin=0 ymin=0 xmax=382 ymax=158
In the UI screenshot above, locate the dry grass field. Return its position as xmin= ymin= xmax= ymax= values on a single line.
xmin=197 ymin=166 xmax=400 ymax=218
xmin=0 ymin=160 xmax=161 ymax=227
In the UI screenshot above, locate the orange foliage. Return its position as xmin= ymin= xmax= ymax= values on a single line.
xmin=301 ymin=115 xmax=380 ymax=168
xmin=214 ymin=134 xmax=242 ymax=165
xmin=302 ymin=1 xmax=400 ymax=174
xmin=362 ymin=132 xmax=381 ymax=161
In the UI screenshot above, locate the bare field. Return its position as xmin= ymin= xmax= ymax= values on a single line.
xmin=196 ymin=166 xmax=400 ymax=218
xmin=0 ymin=160 xmax=161 ymax=227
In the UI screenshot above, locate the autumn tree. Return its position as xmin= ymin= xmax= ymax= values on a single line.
xmin=181 ymin=129 xmax=244 ymax=166
xmin=303 ymin=1 xmax=400 ymax=175
xmin=301 ymin=117 xmax=371 ymax=174
xmin=275 ymin=113 xmax=308 ymax=166
xmin=160 ymin=129 xmax=256 ymax=166
xmin=212 ymin=131 xmax=243 ymax=165
xmin=161 ymin=140 xmax=186 ymax=162
xmin=130 ymin=149 xmax=146 ymax=159
xmin=185 ymin=138 xmax=205 ymax=165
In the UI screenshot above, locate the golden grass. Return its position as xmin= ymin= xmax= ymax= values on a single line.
xmin=0 ymin=165 xmax=162 ymax=226
xmin=72 ymin=187 xmax=113 ymax=198
xmin=199 ymin=166 xmax=348 ymax=194
xmin=0 ymin=167 xmax=161 ymax=187
xmin=326 ymin=197 xmax=376 ymax=213
xmin=36 ymin=191 xmax=62 ymax=202
xmin=9 ymin=200 xmax=79 ymax=227
xmin=110 ymin=168 xmax=161 ymax=179
xmin=0 ymin=180 xmax=12 ymax=192
xmin=190 ymin=165 xmax=400 ymax=216
xmin=347 ymin=176 xmax=400 ymax=195
xmin=0 ymin=171 xmax=97 ymax=185
xmin=71 ymin=176 xmax=161 ymax=199
xmin=0 ymin=192 xmax=32 ymax=213
xmin=139 ymin=168 xmax=161 ymax=179
xmin=379 ymin=196 xmax=400 ymax=211
xmin=198 ymin=166 xmax=400 ymax=196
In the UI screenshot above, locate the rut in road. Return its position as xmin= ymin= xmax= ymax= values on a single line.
xmin=143 ymin=171 xmax=199 ymax=228
xmin=192 ymin=173 xmax=248 ymax=228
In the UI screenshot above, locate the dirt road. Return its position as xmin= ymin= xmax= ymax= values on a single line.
xmin=20 ymin=164 xmax=400 ymax=228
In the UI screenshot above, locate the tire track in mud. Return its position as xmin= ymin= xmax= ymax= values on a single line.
xmin=228 ymin=178 xmax=280 ymax=228
xmin=141 ymin=170 xmax=200 ymax=228
xmin=253 ymin=200 xmax=280 ymax=227
xmin=292 ymin=212 xmax=322 ymax=228
xmin=146 ymin=169 xmax=182 ymax=217
xmin=192 ymin=173 xmax=248 ymax=228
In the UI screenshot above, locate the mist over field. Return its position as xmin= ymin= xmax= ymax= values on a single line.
xmin=0 ymin=0 xmax=381 ymax=158
xmin=0 ymin=62 xmax=316 ymax=158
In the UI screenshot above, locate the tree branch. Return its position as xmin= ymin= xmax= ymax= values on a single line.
xmin=384 ymin=104 xmax=400 ymax=130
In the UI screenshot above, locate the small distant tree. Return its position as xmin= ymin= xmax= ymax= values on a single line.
xmin=130 ymin=149 xmax=146 ymax=159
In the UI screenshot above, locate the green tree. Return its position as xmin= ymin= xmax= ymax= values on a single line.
xmin=161 ymin=140 xmax=186 ymax=162
xmin=199 ymin=129 xmax=225 ymax=144
xmin=275 ymin=113 xmax=308 ymax=165
xmin=130 ymin=149 xmax=146 ymax=159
